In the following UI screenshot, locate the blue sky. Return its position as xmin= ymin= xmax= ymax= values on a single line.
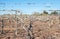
xmin=0 ymin=0 xmax=60 ymax=14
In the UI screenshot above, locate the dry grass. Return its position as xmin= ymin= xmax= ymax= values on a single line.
xmin=0 ymin=14 xmax=60 ymax=39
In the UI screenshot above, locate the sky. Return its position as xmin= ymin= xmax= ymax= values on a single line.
xmin=0 ymin=0 xmax=60 ymax=14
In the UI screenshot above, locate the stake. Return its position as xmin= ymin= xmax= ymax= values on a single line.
xmin=1 ymin=19 xmax=4 ymax=34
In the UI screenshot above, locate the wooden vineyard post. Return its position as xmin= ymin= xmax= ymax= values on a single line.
xmin=27 ymin=16 xmax=35 ymax=39
xmin=1 ymin=18 xmax=4 ymax=34
xmin=14 ymin=10 xmax=21 ymax=39
xmin=15 ymin=10 xmax=18 ymax=36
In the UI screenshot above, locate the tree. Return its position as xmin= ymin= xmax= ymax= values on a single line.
xmin=43 ymin=10 xmax=48 ymax=14
xmin=51 ymin=11 xmax=58 ymax=15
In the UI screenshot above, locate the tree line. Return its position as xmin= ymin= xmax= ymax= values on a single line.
xmin=32 ymin=10 xmax=59 ymax=16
